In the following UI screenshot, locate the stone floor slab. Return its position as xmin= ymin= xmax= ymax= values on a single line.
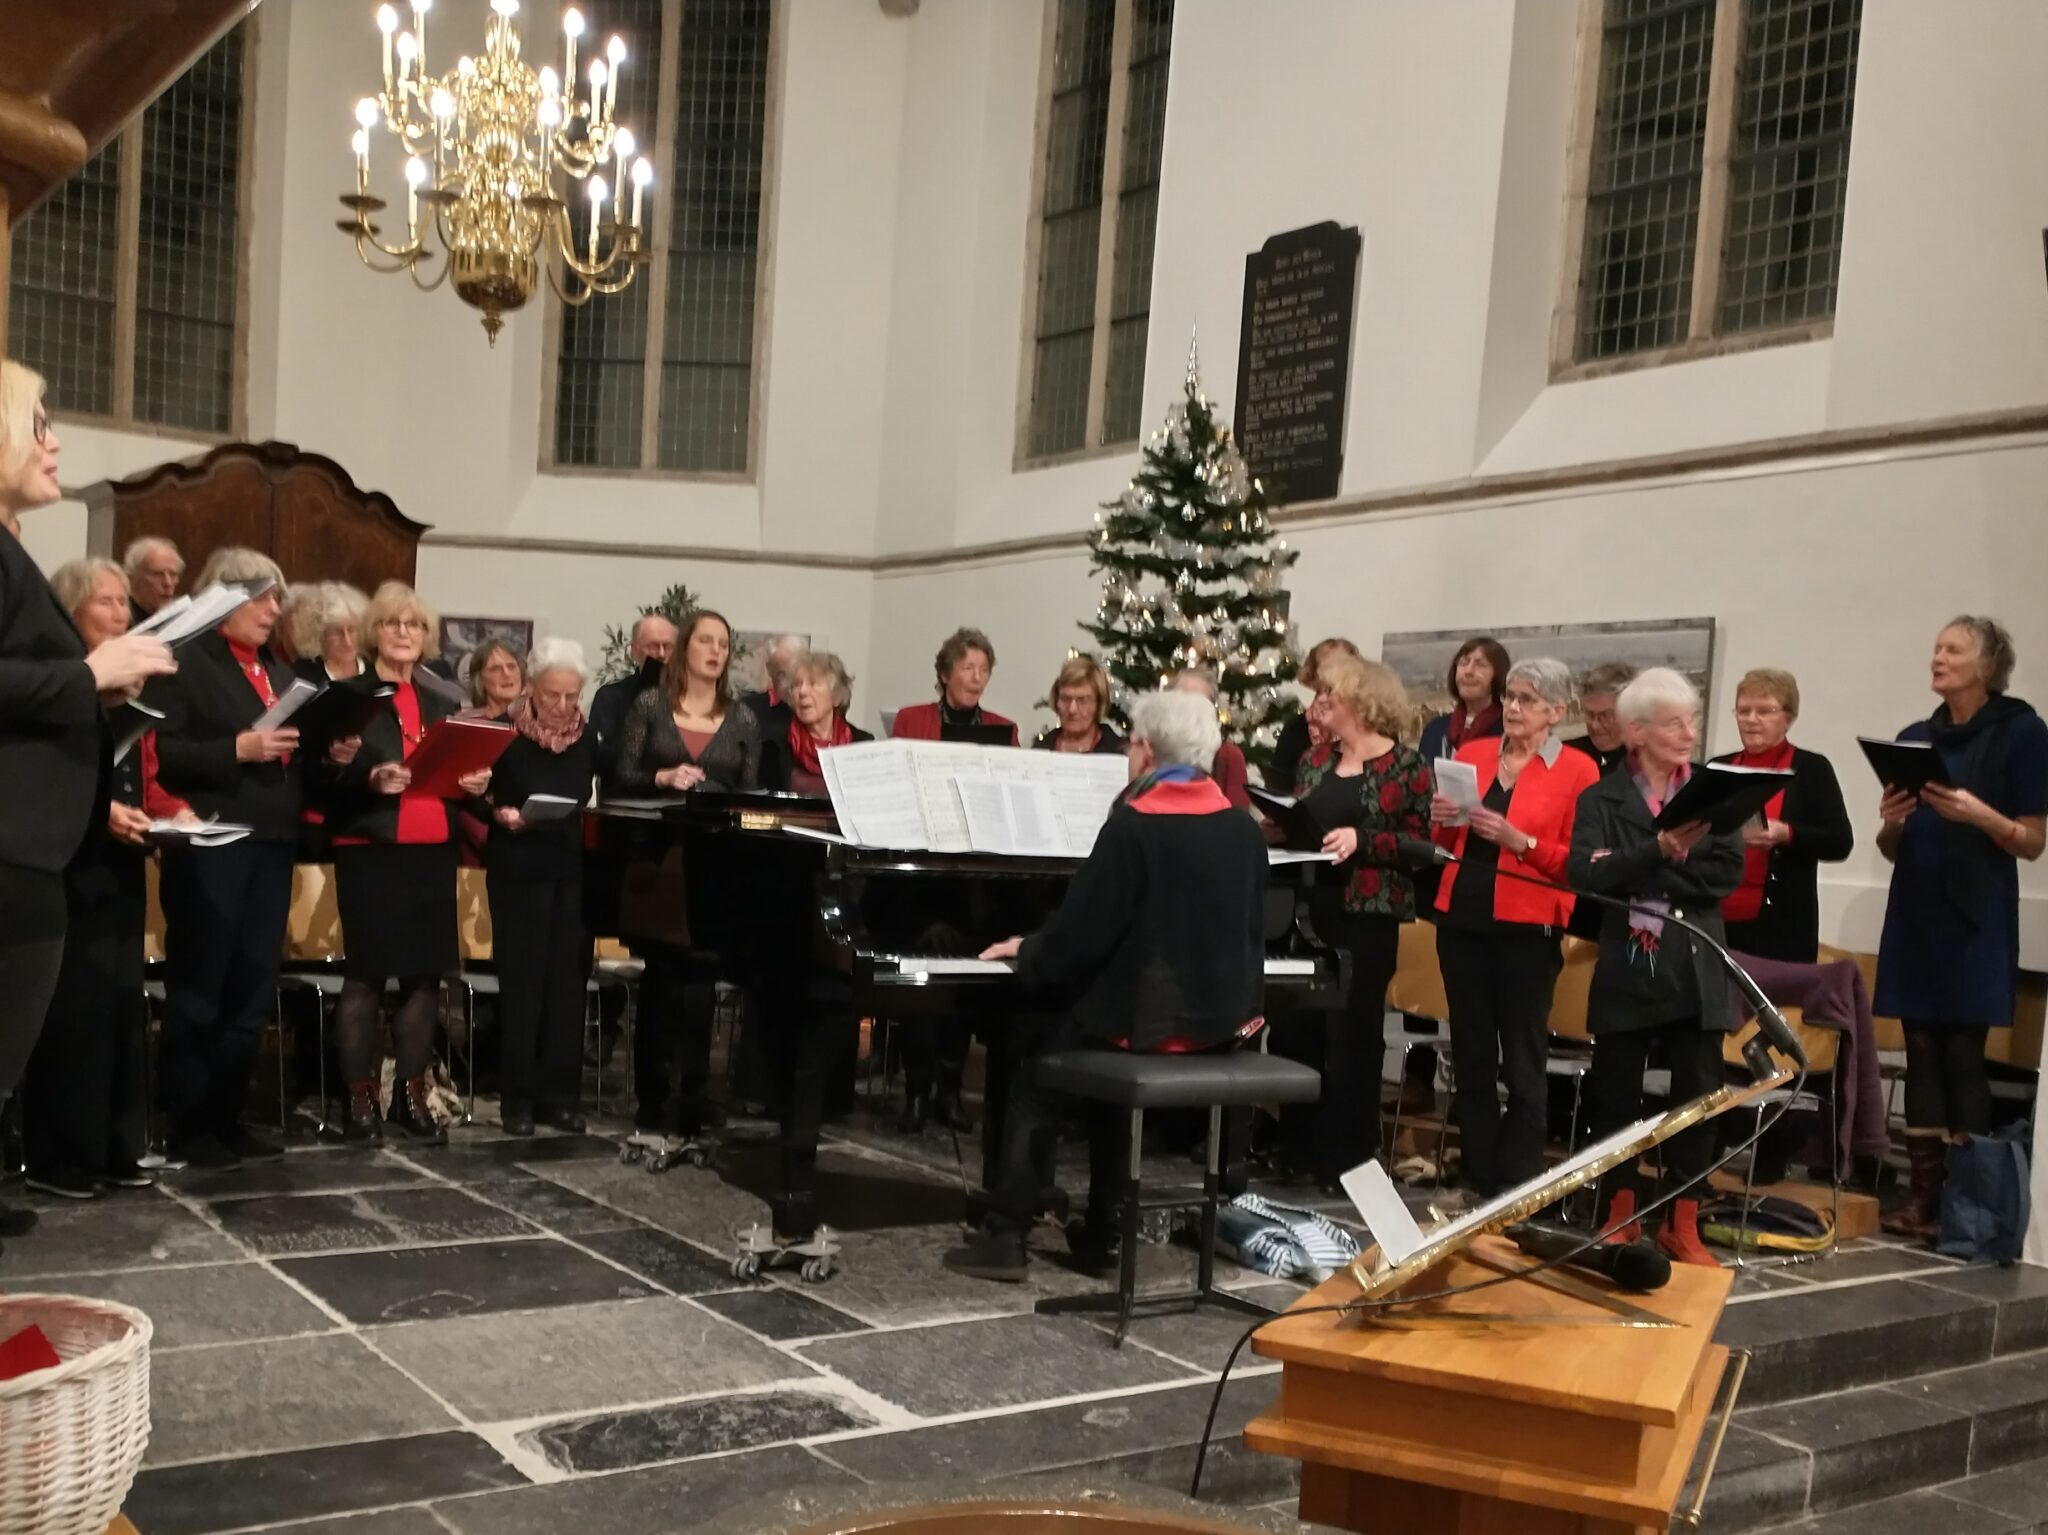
xmin=576 ymin=1226 xmax=747 ymax=1296
xmin=210 ymin=1187 xmax=537 ymax=1256
xmin=276 ymin=1238 xmax=655 ymax=1323
xmin=521 ymin=1386 xmax=874 ymax=1473
xmin=430 ymin=1443 xmax=853 ymax=1535
xmin=165 ymin=1148 xmax=428 ymax=1201
xmin=128 ymin=1432 xmax=523 ymax=1535
xmin=1741 ymin=1383 xmax=1973 ymax=1513
xmin=50 ymin=1262 xmax=335 ymax=1351
xmin=1716 ymin=1278 xmax=1997 ymax=1405
xmin=464 ymin=1173 xmax=646 ymax=1236
xmin=1913 ymin=1265 xmax=2048 ymax=1357
xmin=147 ymin=1332 xmax=455 ymax=1466
xmin=1950 ymin=1457 xmax=2048 ymax=1523
xmin=370 ymin=1295 xmax=817 ymax=1420
xmin=694 ymin=1286 xmax=870 ymax=1340
xmin=800 ymin=1311 xmax=1195 ymax=1417
xmin=1794 ymin=1489 xmax=2028 ymax=1535
xmin=0 ymin=1194 xmax=240 ymax=1278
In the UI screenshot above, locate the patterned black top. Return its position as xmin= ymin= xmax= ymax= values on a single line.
xmin=1296 ymin=740 xmax=1432 ymax=917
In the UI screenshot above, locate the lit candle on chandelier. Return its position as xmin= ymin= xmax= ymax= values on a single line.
xmin=376 ymin=5 xmax=398 ymax=92
xmin=587 ymin=175 xmax=608 ymax=263
xmin=411 ymin=0 xmax=430 ymax=74
xmin=430 ymin=87 xmax=455 ymax=174
xmin=562 ymin=8 xmax=584 ymax=115
xmin=605 ymin=36 xmax=625 ymax=120
xmin=588 ymin=59 xmax=608 ymax=126
xmin=350 ymin=128 xmax=370 ymax=193
xmin=395 ymin=29 xmax=417 ymax=88
xmin=404 ymin=154 xmax=428 ymax=238
xmin=630 ymin=155 xmax=651 ymax=228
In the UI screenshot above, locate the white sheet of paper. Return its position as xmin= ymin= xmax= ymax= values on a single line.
xmin=1005 ymin=779 xmax=1060 ymax=856
xmin=148 ymin=581 xmax=274 ymax=648
xmin=1433 ymin=757 xmax=1481 ymax=824
xmin=1267 ymin=848 xmax=1340 ymax=865
xmin=909 ymin=743 xmax=991 ymax=853
xmin=251 ymin=677 xmax=320 ymax=732
xmin=128 ymin=595 xmax=192 ymax=638
xmin=955 ymin=776 xmax=1016 ymax=856
xmin=1339 ymin=1160 xmax=1428 ymax=1265
xmin=999 ymin=750 xmax=1127 ymax=856
xmin=520 ymin=793 xmax=580 ymax=822
xmin=819 ymin=740 xmax=930 ymax=850
xmin=149 ymin=818 xmax=254 ymax=848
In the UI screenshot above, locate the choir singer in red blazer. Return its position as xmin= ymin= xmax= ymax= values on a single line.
xmin=890 ymin=626 xmax=1019 ymax=745
xmin=1429 ymin=656 xmax=1600 ymax=1197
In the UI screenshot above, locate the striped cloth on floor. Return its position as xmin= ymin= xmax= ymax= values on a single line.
xmin=1215 ymin=1192 xmax=1361 ymax=1281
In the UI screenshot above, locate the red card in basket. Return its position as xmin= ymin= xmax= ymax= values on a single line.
xmin=401 ymin=717 xmax=514 ymax=799
xmin=0 ymin=1323 xmax=62 ymax=1381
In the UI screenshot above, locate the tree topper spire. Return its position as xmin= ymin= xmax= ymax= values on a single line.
xmin=1184 ymin=325 xmax=1201 ymax=391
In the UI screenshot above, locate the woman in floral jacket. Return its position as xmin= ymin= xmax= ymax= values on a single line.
xmin=1288 ymin=652 xmax=1431 ymax=1189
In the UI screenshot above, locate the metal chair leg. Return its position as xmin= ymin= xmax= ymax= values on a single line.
xmin=461 ymin=980 xmax=477 ymax=1126
xmin=1197 ymin=1104 xmax=1223 ymax=1299
xmin=315 ymin=989 xmax=330 ymax=1136
xmin=1733 ymin=1103 xmax=1763 ymax=1270
xmin=275 ymin=993 xmax=289 ymax=1135
xmin=1114 ymin=1106 xmax=1143 ymax=1348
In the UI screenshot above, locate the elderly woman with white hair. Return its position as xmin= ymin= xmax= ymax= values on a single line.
xmin=288 ymin=582 xmax=369 ymax=685
xmin=1428 ymin=657 xmax=1600 ymax=1198
xmin=1568 ymin=666 xmax=1744 ymax=1267
xmin=949 ymin=689 xmax=1271 ymax=1282
xmin=484 ymin=636 xmax=598 ymax=1135
xmin=144 ymin=545 xmax=310 ymax=1165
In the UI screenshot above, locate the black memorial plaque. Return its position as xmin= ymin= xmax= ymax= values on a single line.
xmin=1233 ymin=221 xmax=1362 ymax=506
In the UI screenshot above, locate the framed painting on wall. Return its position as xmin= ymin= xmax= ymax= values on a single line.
xmin=439 ymin=615 xmax=536 ymax=693
xmin=1381 ymin=617 xmax=1717 ymax=743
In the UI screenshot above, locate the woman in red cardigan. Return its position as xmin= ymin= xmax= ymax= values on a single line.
xmin=1430 ymin=657 xmax=1599 ymax=1197
xmin=890 ymin=626 xmax=1018 ymax=746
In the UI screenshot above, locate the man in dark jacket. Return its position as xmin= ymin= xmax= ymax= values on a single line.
xmin=591 ymin=613 xmax=678 ymax=788
xmin=738 ymin=632 xmax=803 ymax=747
xmin=944 ymin=690 xmax=1269 ymax=1282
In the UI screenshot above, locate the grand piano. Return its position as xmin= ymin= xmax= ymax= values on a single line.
xmin=592 ymin=788 xmax=1348 ymax=1268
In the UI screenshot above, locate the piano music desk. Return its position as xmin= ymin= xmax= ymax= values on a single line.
xmin=1245 ymin=1234 xmax=1733 ymax=1535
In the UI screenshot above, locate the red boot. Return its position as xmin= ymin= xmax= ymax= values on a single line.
xmin=1602 ymin=1188 xmax=1641 ymax=1245
xmin=1882 ymin=1137 xmax=1946 ymax=1244
xmin=1657 ymin=1197 xmax=1720 ymax=1267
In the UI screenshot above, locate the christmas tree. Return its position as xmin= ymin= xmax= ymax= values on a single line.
xmin=1081 ymin=340 xmax=1302 ymax=766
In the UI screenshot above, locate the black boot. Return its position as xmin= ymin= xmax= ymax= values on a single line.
xmin=943 ymin=1225 xmax=1028 ymax=1282
xmin=388 ymin=1072 xmax=447 ymax=1146
xmin=343 ymin=1079 xmax=385 ymax=1144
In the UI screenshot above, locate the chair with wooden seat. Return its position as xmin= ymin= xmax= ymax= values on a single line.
xmin=1382 ymin=921 xmax=1453 ymax=1180
xmin=276 ymin=863 xmax=348 ymax=1135
xmin=1719 ymin=1006 xmax=1839 ymax=1267
xmin=1543 ymin=936 xmax=1599 ymax=1155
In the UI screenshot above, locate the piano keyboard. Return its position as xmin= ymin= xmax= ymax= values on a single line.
xmin=888 ymin=956 xmax=1318 ymax=981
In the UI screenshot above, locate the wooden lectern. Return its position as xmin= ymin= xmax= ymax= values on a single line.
xmin=1244 ymin=1234 xmax=1734 ymax=1535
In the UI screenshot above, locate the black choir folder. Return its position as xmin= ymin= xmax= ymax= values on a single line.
xmin=1653 ymin=761 xmax=1795 ymax=834
xmin=1245 ymin=784 xmax=1323 ymax=850
xmin=1859 ymin=736 xmax=1952 ymax=794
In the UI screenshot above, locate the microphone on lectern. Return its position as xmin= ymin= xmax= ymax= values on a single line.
xmin=1391 ymin=837 xmax=1804 ymax=1079
xmin=1507 ymin=1217 xmax=1671 ymax=1291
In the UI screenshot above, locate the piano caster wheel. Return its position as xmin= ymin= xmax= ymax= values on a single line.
xmin=623 ymin=1132 xmax=713 ymax=1174
xmin=733 ymin=1222 xmax=841 ymax=1284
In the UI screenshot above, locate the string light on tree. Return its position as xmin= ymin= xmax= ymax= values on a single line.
xmin=1078 ymin=331 xmax=1302 ymax=768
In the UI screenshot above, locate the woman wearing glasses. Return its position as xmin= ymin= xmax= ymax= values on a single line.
xmin=0 ymin=364 xmax=174 ymax=1244
xmin=1709 ymin=669 xmax=1853 ymax=963
xmin=1568 ymin=668 xmax=1744 ymax=1268
xmin=324 ymin=582 xmax=493 ymax=1145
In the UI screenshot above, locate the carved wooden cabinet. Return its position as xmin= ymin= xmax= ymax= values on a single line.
xmin=83 ymin=441 xmax=429 ymax=594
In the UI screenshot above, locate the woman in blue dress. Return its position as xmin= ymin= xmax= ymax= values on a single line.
xmin=1875 ymin=616 xmax=2047 ymax=1240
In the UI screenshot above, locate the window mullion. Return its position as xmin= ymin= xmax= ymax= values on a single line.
xmin=113 ymin=119 xmax=143 ymax=422
xmin=1689 ymin=0 xmax=1744 ymax=341
xmin=1084 ymin=0 xmax=1135 ymax=447
xmin=638 ymin=0 xmax=683 ymax=470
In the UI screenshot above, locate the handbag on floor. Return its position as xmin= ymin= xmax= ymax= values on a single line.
xmin=1698 ymin=1194 xmax=1834 ymax=1253
xmin=1939 ymin=1121 xmax=2031 ymax=1266
xmin=1214 ymin=1192 xmax=1360 ymax=1281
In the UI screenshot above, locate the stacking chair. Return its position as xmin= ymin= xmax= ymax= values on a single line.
xmin=1382 ymin=921 xmax=1453 ymax=1182
xmin=1543 ymin=936 xmax=1599 ymax=1155
xmin=275 ymin=863 xmax=348 ymax=1136
xmin=1719 ymin=1007 xmax=1839 ymax=1268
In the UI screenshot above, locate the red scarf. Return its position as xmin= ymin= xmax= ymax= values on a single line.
xmin=1445 ymin=701 xmax=1501 ymax=752
xmin=1725 ymin=740 xmax=1795 ymax=923
xmin=788 ymin=712 xmax=852 ymax=778
xmin=228 ymin=638 xmax=288 ymax=764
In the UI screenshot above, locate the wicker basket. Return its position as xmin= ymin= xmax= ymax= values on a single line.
xmin=0 ymin=1294 xmax=153 ymax=1535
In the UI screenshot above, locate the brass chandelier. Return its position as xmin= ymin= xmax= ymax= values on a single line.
xmin=337 ymin=0 xmax=652 ymax=344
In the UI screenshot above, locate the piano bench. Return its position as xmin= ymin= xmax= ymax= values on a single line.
xmin=1032 ymin=1046 xmax=1321 ymax=1348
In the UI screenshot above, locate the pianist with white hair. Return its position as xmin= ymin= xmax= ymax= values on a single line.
xmin=945 ymin=689 xmax=1269 ymax=1283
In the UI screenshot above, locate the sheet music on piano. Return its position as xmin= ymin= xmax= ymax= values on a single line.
xmin=817 ymin=739 xmax=1126 ymax=858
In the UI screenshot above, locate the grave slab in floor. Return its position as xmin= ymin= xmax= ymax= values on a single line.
xmin=368 ymin=1295 xmax=817 ymax=1420
xmin=0 ymin=1197 xmax=241 ymax=1278
xmin=576 ymin=1225 xmax=752 ymax=1296
xmin=146 ymin=1331 xmax=456 ymax=1466
xmin=520 ymin=1385 xmax=876 ymax=1473
xmin=463 ymin=1171 xmax=648 ymax=1235
xmin=694 ymin=1284 xmax=871 ymax=1340
xmin=798 ymin=1311 xmax=1197 ymax=1417
xmin=165 ymin=1148 xmax=428 ymax=1201
xmin=276 ymin=1236 xmax=657 ymax=1323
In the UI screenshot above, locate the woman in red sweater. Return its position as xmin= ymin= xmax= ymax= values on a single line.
xmin=1430 ymin=657 xmax=1599 ymax=1197
xmin=890 ymin=626 xmax=1018 ymax=745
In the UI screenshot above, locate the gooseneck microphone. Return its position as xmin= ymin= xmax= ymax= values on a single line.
xmin=1392 ymin=836 xmax=1805 ymax=1079
xmin=1507 ymin=1217 xmax=1672 ymax=1291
